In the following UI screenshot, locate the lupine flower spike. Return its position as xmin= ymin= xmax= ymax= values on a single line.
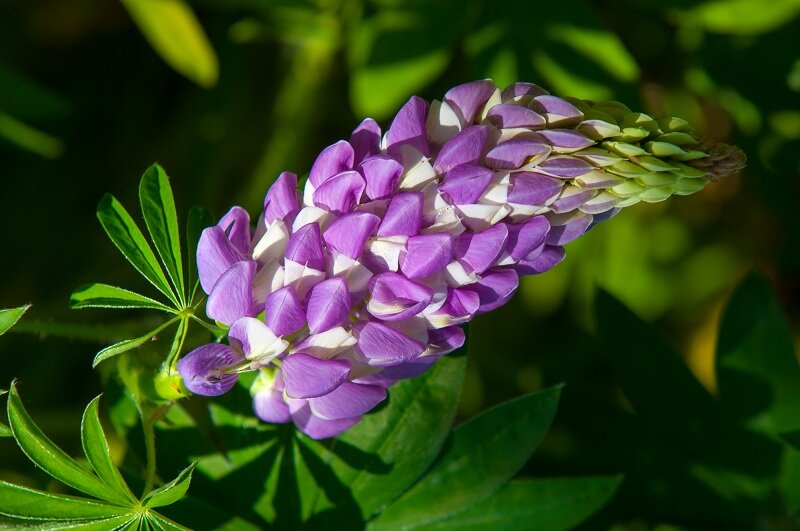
xmin=178 ymin=79 xmax=745 ymax=439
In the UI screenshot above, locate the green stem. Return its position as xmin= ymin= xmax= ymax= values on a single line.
xmin=142 ymin=414 xmax=157 ymax=497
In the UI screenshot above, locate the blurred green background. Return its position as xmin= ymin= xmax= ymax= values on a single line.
xmin=0 ymin=0 xmax=798 ymax=529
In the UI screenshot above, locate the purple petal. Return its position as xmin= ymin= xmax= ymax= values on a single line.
xmin=433 ymin=126 xmax=490 ymax=174
xmin=217 ymin=206 xmax=251 ymax=255
xmin=428 ymin=325 xmax=466 ymax=355
xmin=591 ymin=207 xmax=620 ymax=223
xmin=282 ymin=353 xmax=351 ymax=399
xmin=536 ymin=129 xmax=594 ymax=152
xmin=289 ymin=400 xmax=360 ymax=439
xmin=505 ymin=217 xmax=550 ymax=261
xmin=264 ymin=285 xmax=307 ymax=336
xmin=308 ymin=381 xmax=386 ymax=420
xmin=507 ymin=172 xmax=564 ymax=205
xmin=436 ymin=287 xmax=479 ymax=320
xmin=306 ymin=277 xmax=351 ymax=334
xmin=547 ymin=213 xmax=593 ymax=245
xmin=197 ymin=226 xmax=243 ymax=294
xmin=485 ymin=138 xmax=551 ymax=170
xmin=378 ymin=192 xmax=423 ymax=237
xmin=285 ymin=223 xmax=326 ymax=271
xmin=514 ymin=245 xmax=566 ymax=275
xmin=550 ymin=186 xmax=597 ymax=214
xmin=323 ymin=211 xmax=380 ymax=259
xmin=207 ymin=260 xmax=257 ymax=325
xmin=530 ymin=95 xmax=583 ymax=125
xmin=177 ymin=343 xmax=242 ymax=397
xmin=485 ymin=104 xmax=546 ymax=129
xmin=350 ymin=118 xmax=382 ymax=165
xmin=444 ymin=80 xmax=497 ymax=124
xmin=536 ymin=156 xmax=594 ymax=178
xmin=356 ymin=356 xmax=440 ymax=386
xmin=464 ymin=268 xmax=519 ymax=314
xmin=439 ymin=164 xmax=494 ymax=205
xmin=354 ymin=320 xmax=425 ymax=365
xmin=400 ymin=233 xmax=453 ymax=279
xmin=309 ymin=140 xmax=354 ymax=187
xmin=312 ymin=170 xmax=366 ymax=214
xmin=387 ymin=96 xmax=430 ymax=156
xmin=453 ymin=223 xmax=509 ymax=274
xmin=359 ymin=155 xmax=404 ymax=200
xmin=367 ymin=272 xmax=433 ymax=321
xmin=253 ymin=389 xmax=291 ymax=423
xmin=501 ymin=82 xmax=549 ymax=100
xmin=264 ymin=172 xmax=300 ymax=226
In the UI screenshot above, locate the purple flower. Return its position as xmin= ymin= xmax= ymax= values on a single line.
xmin=179 ymin=79 xmax=744 ymax=439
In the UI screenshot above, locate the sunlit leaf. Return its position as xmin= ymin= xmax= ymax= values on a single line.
xmin=306 ymin=354 xmax=467 ymax=523
xmin=418 ymin=476 xmax=622 ymax=531
xmin=0 ymin=304 xmax=30 ymax=336
xmin=716 ymin=272 xmax=800 ymax=435
xmin=6 ymin=384 xmax=133 ymax=506
xmin=185 ymin=206 xmax=213 ymax=303
xmin=0 ymin=112 xmax=63 ymax=158
xmin=370 ymin=386 xmax=562 ymax=529
xmin=96 ymin=194 xmax=179 ymax=307
xmin=92 ymin=317 xmax=179 ymax=368
xmin=71 ymin=284 xmax=174 ymax=313
xmin=139 ymin=164 xmax=185 ymax=305
xmin=683 ymin=0 xmax=800 ymax=35
xmin=35 ymin=514 xmax=138 ymax=530
xmin=0 ymin=481 xmax=131 ymax=521
xmin=81 ymin=396 xmax=138 ymax=503
xmin=144 ymin=462 xmax=197 ymax=509
xmin=122 ymin=0 xmax=219 ymax=87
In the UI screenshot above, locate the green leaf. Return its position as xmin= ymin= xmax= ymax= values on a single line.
xmin=70 ymin=284 xmax=174 ymax=313
xmin=0 ymin=304 xmax=30 ymax=336
xmin=146 ymin=512 xmax=191 ymax=531
xmin=139 ymin=164 xmax=185 ymax=305
xmin=81 ymin=396 xmax=137 ymax=504
xmin=419 ymin=476 xmax=622 ymax=531
xmin=716 ymin=272 xmax=800 ymax=435
xmin=0 ymin=423 xmax=10 ymax=437
xmin=185 ymin=206 xmax=213 ymax=303
xmin=93 ymin=317 xmax=179 ymax=368
xmin=307 ymin=354 xmax=467 ymax=522
xmin=0 ymin=481 xmax=130 ymax=521
xmin=122 ymin=0 xmax=219 ymax=88
xmin=97 ymin=194 xmax=178 ymax=307
xmin=370 ymin=386 xmax=562 ymax=530
xmin=0 ymin=112 xmax=63 ymax=158
xmin=35 ymin=514 xmax=139 ymax=530
xmin=6 ymin=384 xmax=133 ymax=506
xmin=684 ymin=0 xmax=800 ymax=35
xmin=143 ymin=462 xmax=197 ymax=509
xmin=783 ymin=430 xmax=800 ymax=451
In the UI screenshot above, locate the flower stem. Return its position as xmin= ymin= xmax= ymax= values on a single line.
xmin=142 ymin=414 xmax=157 ymax=497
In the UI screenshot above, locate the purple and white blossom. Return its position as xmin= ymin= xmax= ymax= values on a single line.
xmin=178 ymin=79 xmax=745 ymax=439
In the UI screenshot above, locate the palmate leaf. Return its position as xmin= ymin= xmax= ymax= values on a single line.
xmin=71 ymin=284 xmax=175 ymax=313
xmin=1 ymin=385 xmax=198 ymax=528
xmin=0 ymin=304 xmax=30 ymax=336
xmin=419 ymin=476 xmax=622 ymax=531
xmin=96 ymin=193 xmax=178 ymax=308
xmin=369 ymin=385 xmax=562 ymax=530
xmin=139 ymin=164 xmax=185 ymax=306
xmin=92 ymin=317 xmax=180 ymax=368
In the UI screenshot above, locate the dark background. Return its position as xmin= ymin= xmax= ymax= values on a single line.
xmin=1 ymin=0 xmax=798 ymax=528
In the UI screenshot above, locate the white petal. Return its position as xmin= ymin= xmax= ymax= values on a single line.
xmin=303 ymin=180 xmax=316 ymax=207
xmin=366 ymin=236 xmax=407 ymax=272
xmin=236 ymin=317 xmax=289 ymax=362
xmin=329 ymin=253 xmax=373 ymax=294
xmin=479 ymin=171 xmax=511 ymax=205
xmin=283 ymin=259 xmax=326 ymax=298
xmin=445 ymin=260 xmax=478 ymax=286
xmin=397 ymin=144 xmax=437 ymax=191
xmin=252 ymin=261 xmax=284 ymax=306
xmin=252 ymin=219 xmax=289 ymax=265
xmin=293 ymin=326 xmax=357 ymax=359
xmin=292 ymin=206 xmax=331 ymax=233
xmin=455 ymin=203 xmax=511 ymax=231
xmin=477 ymin=87 xmax=502 ymax=122
xmin=426 ymin=99 xmax=462 ymax=145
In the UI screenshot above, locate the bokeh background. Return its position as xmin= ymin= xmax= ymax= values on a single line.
xmin=1 ymin=0 xmax=798 ymax=529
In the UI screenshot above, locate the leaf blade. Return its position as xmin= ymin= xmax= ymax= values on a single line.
xmin=122 ymin=0 xmax=219 ymax=87
xmin=97 ymin=193 xmax=178 ymax=306
xmin=70 ymin=284 xmax=174 ymax=313
xmin=370 ymin=385 xmax=562 ymax=529
xmin=6 ymin=384 xmax=133 ymax=506
xmin=139 ymin=164 xmax=185 ymax=305
xmin=143 ymin=462 xmax=197 ymax=509
xmin=418 ymin=476 xmax=622 ymax=531
xmin=93 ymin=318 xmax=178 ymax=368
xmin=81 ymin=396 xmax=137 ymax=504
xmin=0 ymin=304 xmax=31 ymax=336
xmin=0 ymin=480 xmax=130 ymax=521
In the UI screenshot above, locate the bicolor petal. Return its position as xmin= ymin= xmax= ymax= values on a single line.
xmin=177 ymin=343 xmax=242 ymax=397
